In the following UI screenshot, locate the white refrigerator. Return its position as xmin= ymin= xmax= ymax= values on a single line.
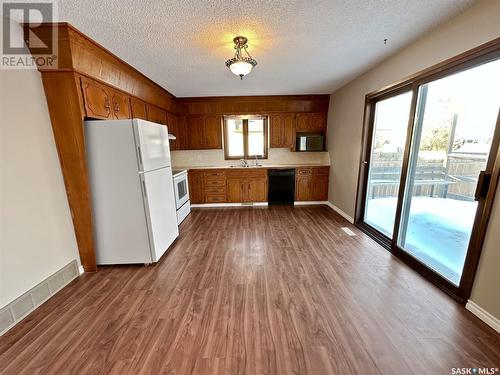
xmin=85 ymin=118 xmax=179 ymax=264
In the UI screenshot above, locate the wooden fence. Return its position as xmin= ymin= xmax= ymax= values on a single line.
xmin=367 ymin=152 xmax=486 ymax=201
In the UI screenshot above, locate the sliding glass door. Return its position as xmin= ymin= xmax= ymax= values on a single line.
xmin=357 ymin=49 xmax=500 ymax=300
xmin=397 ymin=59 xmax=500 ymax=285
xmin=364 ymin=92 xmax=412 ymax=237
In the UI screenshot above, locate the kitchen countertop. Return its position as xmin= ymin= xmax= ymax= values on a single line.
xmin=172 ymin=164 xmax=330 ymax=170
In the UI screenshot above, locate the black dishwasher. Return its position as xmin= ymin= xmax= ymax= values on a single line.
xmin=268 ymin=169 xmax=295 ymax=205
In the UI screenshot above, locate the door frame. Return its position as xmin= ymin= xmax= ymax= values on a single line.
xmin=355 ymin=37 xmax=500 ymax=303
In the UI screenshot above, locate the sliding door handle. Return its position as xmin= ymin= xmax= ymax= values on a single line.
xmin=474 ymin=171 xmax=491 ymax=201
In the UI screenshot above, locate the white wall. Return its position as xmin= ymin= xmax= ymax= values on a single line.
xmin=326 ymin=0 xmax=500 ymax=319
xmin=0 ymin=23 xmax=80 ymax=308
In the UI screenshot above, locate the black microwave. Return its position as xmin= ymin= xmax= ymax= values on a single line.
xmin=295 ymin=133 xmax=325 ymax=152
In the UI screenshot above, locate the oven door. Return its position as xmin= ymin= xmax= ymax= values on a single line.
xmin=173 ymin=174 xmax=189 ymax=209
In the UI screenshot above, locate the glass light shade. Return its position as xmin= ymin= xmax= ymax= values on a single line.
xmin=229 ymin=61 xmax=253 ymax=77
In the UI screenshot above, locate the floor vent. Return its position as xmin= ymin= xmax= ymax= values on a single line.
xmin=0 ymin=260 xmax=79 ymax=335
xmin=341 ymin=227 xmax=356 ymax=236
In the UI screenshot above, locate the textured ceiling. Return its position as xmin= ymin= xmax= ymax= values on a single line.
xmin=54 ymin=0 xmax=477 ymax=97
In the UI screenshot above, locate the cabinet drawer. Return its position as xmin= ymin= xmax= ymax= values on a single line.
xmin=205 ymin=186 xmax=226 ymax=194
xmin=313 ymin=167 xmax=330 ymax=175
xmin=204 ymin=170 xmax=226 ymax=178
xmin=205 ymin=195 xmax=226 ymax=203
xmin=297 ymin=168 xmax=312 ymax=175
xmin=204 ymin=179 xmax=225 ymax=187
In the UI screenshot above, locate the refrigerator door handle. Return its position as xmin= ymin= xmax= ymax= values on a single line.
xmin=137 ymin=146 xmax=143 ymax=169
xmin=142 ymin=179 xmax=147 ymax=197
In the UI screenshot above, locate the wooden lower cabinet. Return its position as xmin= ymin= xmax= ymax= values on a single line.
xmin=188 ymin=170 xmax=205 ymax=204
xmin=189 ymin=167 xmax=327 ymax=204
xmin=227 ymin=179 xmax=244 ymax=203
xmin=248 ymin=178 xmax=267 ymax=202
xmin=227 ymin=178 xmax=267 ymax=202
xmin=295 ymin=167 xmax=329 ymax=201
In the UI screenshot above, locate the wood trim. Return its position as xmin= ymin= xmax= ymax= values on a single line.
xmin=40 ymin=72 xmax=97 ymax=272
xmin=355 ymin=37 xmax=500 ymax=301
xmin=223 ymin=117 xmax=269 ymax=160
xmin=459 ymin=109 xmax=500 ymax=299
xmin=24 ymin=23 xmax=175 ymax=111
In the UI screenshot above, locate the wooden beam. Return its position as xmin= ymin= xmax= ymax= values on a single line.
xmin=41 ymin=71 xmax=97 ymax=272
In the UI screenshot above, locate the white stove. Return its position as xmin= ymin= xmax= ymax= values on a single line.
xmin=172 ymin=169 xmax=191 ymax=224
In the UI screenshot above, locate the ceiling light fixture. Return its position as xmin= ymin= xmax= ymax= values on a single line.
xmin=225 ymin=36 xmax=257 ymax=80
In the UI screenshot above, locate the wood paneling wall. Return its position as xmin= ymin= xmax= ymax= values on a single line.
xmin=30 ymin=23 xmax=176 ymax=111
xmin=176 ymin=95 xmax=330 ymax=115
xmin=25 ymin=22 xmax=330 ymax=272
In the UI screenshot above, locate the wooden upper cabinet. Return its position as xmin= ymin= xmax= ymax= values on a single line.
xmin=204 ymin=115 xmax=222 ymax=149
xmin=80 ymin=76 xmax=112 ymax=119
xmin=176 ymin=116 xmax=188 ymax=150
xmin=282 ymin=113 xmax=295 ymax=148
xmin=186 ymin=114 xmax=222 ymax=150
xmin=270 ymin=113 xmax=295 ymax=148
xmin=270 ymin=114 xmax=283 ymax=148
xmin=295 ymin=113 xmax=327 ymax=133
xmin=312 ymin=113 xmax=327 ymax=132
xmin=146 ymin=104 xmax=167 ymax=125
xmin=130 ymin=98 xmax=148 ymax=120
xmin=111 ymin=90 xmax=131 ymax=119
xmin=187 ymin=115 xmax=204 ymax=150
xmin=166 ymin=112 xmax=178 ymax=150
xmin=296 ymin=113 xmax=311 ymax=132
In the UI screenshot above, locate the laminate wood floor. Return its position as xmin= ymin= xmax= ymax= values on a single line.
xmin=1 ymin=206 xmax=499 ymax=374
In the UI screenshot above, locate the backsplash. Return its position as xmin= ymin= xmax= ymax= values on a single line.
xmin=171 ymin=148 xmax=330 ymax=168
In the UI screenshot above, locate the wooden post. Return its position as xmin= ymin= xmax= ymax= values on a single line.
xmin=41 ymin=72 xmax=97 ymax=272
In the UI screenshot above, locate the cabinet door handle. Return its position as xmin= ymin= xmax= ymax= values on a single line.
xmin=104 ymin=98 xmax=110 ymax=109
xmin=114 ymin=102 xmax=120 ymax=112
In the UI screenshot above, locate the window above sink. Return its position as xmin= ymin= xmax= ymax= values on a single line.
xmin=223 ymin=115 xmax=268 ymax=160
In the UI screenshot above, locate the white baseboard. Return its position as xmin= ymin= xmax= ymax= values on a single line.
xmin=324 ymin=201 xmax=355 ymax=223
xmin=0 ymin=260 xmax=80 ymax=336
xmin=78 ymin=265 xmax=85 ymax=275
xmin=465 ymin=300 xmax=500 ymax=333
xmin=191 ymin=202 xmax=268 ymax=208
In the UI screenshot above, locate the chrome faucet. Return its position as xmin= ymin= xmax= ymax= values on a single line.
xmin=240 ymin=158 xmax=248 ymax=167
